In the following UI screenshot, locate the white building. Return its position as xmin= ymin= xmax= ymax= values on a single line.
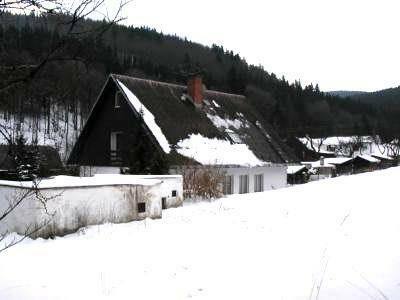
xmin=0 ymin=174 xmax=182 ymax=238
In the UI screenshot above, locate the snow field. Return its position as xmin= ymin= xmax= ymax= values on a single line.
xmin=1 ymin=167 xmax=400 ymax=299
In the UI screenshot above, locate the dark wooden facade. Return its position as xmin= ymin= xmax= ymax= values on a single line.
xmin=68 ymin=78 xmax=158 ymax=167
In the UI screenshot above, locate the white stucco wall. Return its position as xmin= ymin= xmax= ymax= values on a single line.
xmin=94 ymin=174 xmax=183 ymax=208
xmin=0 ymin=183 xmax=162 ymax=238
xmin=79 ymin=168 xmax=183 ymax=208
xmin=224 ymin=165 xmax=287 ymax=194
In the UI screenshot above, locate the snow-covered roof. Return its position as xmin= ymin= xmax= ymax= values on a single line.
xmin=370 ymin=153 xmax=394 ymax=160
xmin=357 ymin=154 xmax=380 ymax=163
xmin=0 ymin=175 xmax=162 ymax=189
xmin=108 ymin=74 xmax=297 ymax=165
xmin=287 ymin=165 xmax=307 ymax=175
xmin=324 ymin=157 xmax=353 ymax=165
xmin=301 ymin=161 xmax=335 ymax=168
xmin=177 ymin=134 xmax=265 ymax=167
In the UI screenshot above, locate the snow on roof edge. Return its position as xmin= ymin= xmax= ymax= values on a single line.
xmin=116 ymin=79 xmax=171 ymax=154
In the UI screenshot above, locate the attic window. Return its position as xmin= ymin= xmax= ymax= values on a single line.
xmin=115 ymin=91 xmax=122 ymax=108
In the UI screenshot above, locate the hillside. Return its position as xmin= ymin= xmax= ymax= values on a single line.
xmin=350 ymin=86 xmax=400 ymax=104
xmin=1 ymin=167 xmax=400 ymax=299
xmin=1 ymin=12 xmax=396 ymax=147
xmin=327 ymin=91 xmax=367 ymax=98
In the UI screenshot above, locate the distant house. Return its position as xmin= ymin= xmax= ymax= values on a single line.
xmin=287 ymin=165 xmax=308 ymax=184
xmin=68 ymin=74 xmax=298 ymax=195
xmin=371 ymin=153 xmax=396 ymax=169
xmin=351 ymin=155 xmax=380 ymax=173
xmin=301 ymin=158 xmax=336 ymax=181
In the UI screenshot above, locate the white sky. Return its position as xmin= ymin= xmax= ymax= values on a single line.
xmin=112 ymin=0 xmax=400 ymax=92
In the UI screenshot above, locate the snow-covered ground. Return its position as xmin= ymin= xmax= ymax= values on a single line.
xmin=1 ymin=167 xmax=400 ymax=299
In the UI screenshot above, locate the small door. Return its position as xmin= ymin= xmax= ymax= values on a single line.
xmin=162 ymin=197 xmax=167 ymax=209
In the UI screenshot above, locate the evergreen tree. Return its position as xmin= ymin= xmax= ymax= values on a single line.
xmin=11 ymin=135 xmax=40 ymax=180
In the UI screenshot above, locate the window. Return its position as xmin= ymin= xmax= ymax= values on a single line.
xmin=138 ymin=202 xmax=146 ymax=213
xmin=110 ymin=131 xmax=122 ymax=162
xmin=254 ymin=174 xmax=264 ymax=192
xmin=115 ymin=91 xmax=122 ymax=108
xmin=239 ymin=175 xmax=249 ymax=194
xmin=223 ymin=175 xmax=234 ymax=195
xmin=172 ymin=190 xmax=177 ymax=197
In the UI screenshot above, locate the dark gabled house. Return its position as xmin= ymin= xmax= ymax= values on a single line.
xmin=68 ymin=74 xmax=298 ymax=194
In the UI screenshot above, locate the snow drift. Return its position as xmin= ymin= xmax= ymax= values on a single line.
xmin=1 ymin=167 xmax=400 ymax=299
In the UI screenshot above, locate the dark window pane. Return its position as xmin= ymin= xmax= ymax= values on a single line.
xmin=138 ymin=202 xmax=146 ymax=213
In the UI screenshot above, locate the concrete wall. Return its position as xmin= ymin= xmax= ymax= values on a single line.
xmin=0 ymin=183 xmax=162 ymax=238
xmin=224 ymin=165 xmax=287 ymax=194
xmin=94 ymin=174 xmax=183 ymax=209
xmin=79 ymin=168 xmax=183 ymax=209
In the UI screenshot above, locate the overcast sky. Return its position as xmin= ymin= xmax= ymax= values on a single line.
xmin=114 ymin=0 xmax=400 ymax=92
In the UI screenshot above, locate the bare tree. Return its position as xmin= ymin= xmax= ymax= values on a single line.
xmin=0 ymin=178 xmax=61 ymax=253
xmin=0 ymin=0 xmax=129 ymax=251
xmin=337 ymin=136 xmax=364 ymax=157
xmin=175 ymin=162 xmax=225 ymax=200
xmin=305 ymin=135 xmax=327 ymax=154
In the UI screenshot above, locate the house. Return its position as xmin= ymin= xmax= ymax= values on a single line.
xmin=287 ymin=165 xmax=308 ymax=184
xmin=371 ymin=153 xmax=397 ymax=169
xmin=351 ymin=155 xmax=380 ymax=173
xmin=0 ymin=144 xmax=63 ymax=180
xmin=68 ymin=74 xmax=298 ymax=196
xmin=301 ymin=158 xmax=336 ymax=181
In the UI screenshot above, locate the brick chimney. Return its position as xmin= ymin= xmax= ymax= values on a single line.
xmin=187 ymin=75 xmax=203 ymax=106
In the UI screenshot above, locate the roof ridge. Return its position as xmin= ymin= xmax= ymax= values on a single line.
xmin=111 ymin=73 xmax=245 ymax=98
xmin=111 ymin=74 xmax=185 ymax=89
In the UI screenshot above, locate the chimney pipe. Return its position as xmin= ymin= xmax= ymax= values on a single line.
xmin=187 ymin=75 xmax=203 ymax=106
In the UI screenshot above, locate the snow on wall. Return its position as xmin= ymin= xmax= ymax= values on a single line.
xmin=116 ymin=80 xmax=171 ymax=153
xmin=0 ymin=177 xmax=167 ymax=237
xmin=177 ymin=133 xmax=265 ymax=167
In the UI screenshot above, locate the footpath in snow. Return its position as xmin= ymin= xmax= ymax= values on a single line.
xmin=1 ymin=167 xmax=400 ymax=299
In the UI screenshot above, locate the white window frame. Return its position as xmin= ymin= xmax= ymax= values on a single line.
xmin=115 ymin=91 xmax=122 ymax=108
xmin=110 ymin=131 xmax=122 ymax=162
